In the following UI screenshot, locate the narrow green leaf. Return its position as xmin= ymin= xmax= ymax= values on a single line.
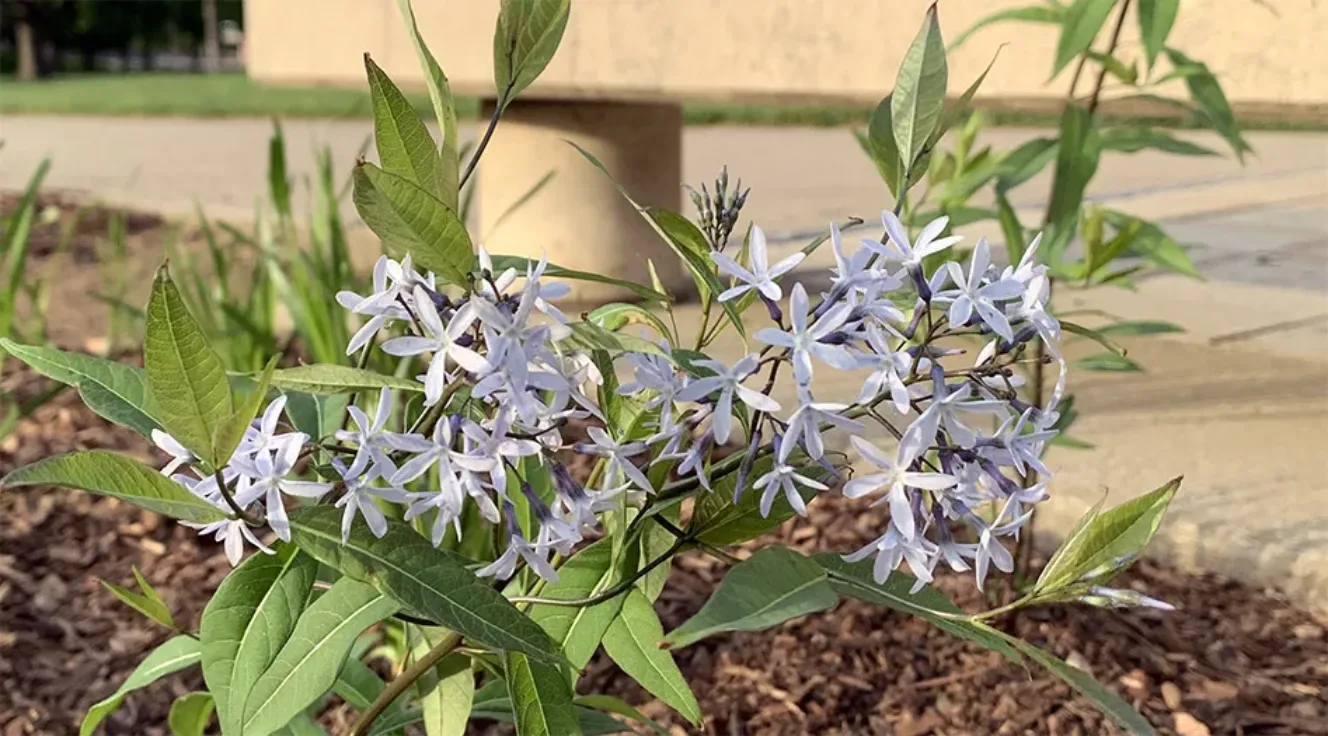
xmin=2 ymin=451 xmax=227 ymax=524
xmin=333 ymin=657 xmax=388 ymax=711
xmin=366 ymin=54 xmax=443 ymax=197
xmin=145 ymin=264 xmax=233 ymax=465
xmin=492 ymin=0 xmax=572 ymax=110
xmin=1102 ymin=211 xmax=1200 ymax=278
xmin=1043 ymin=104 xmax=1101 ymax=261
xmin=529 ymin=540 xmax=624 ymax=670
xmin=1075 ymin=352 xmax=1143 ymax=371
xmin=168 ymin=692 xmax=215 ymax=736
xmin=102 ymin=566 xmax=176 ymax=630
xmin=1086 ymin=51 xmax=1137 ymax=85
xmin=81 ymin=636 xmax=201 ymax=736
xmin=1052 ymin=0 xmax=1117 ymax=79
xmin=995 ymin=191 xmax=1028 ymax=265
xmin=950 ymin=4 xmax=1064 ymax=50
xmin=0 ymin=339 xmax=159 ymax=438
xmin=1035 ymin=477 xmax=1181 ymax=595
xmin=995 ymin=137 xmax=1058 ymax=194
xmin=1001 ymin=633 xmax=1156 ymax=734
xmin=504 ymin=651 xmax=582 ymax=736
xmin=1062 ymin=321 xmax=1127 ymax=356
xmin=1096 ymin=320 xmax=1183 ymax=336
xmin=276 ymin=713 xmax=329 ymax=736
xmin=563 ymin=322 xmax=670 ymax=359
xmin=692 ymin=457 xmax=832 ymax=546
xmin=216 ymin=356 xmax=279 ymax=469
xmin=1099 ymin=127 xmax=1217 ymax=156
xmin=865 ymin=97 xmax=903 ymax=195
xmin=1162 ymin=48 xmax=1251 ymax=162
xmin=574 ymin=695 xmax=668 ymax=735
xmin=201 ymin=546 xmax=318 ymax=735
xmin=1 ymin=159 xmax=50 ymax=340
xmin=891 ymin=4 xmax=949 ymax=169
xmin=487 ymin=255 xmax=669 ymax=303
xmin=816 ymin=554 xmax=1022 ymax=663
xmin=1136 ymin=0 xmax=1178 ymax=70
xmin=604 ymin=590 xmax=701 ymax=725
xmin=282 ymin=391 xmax=350 ymax=441
xmin=241 ymin=578 xmax=398 ymax=735
xmin=409 ymin=625 xmax=474 ymax=736
xmin=587 ymin=303 xmax=672 ymax=339
xmin=666 ymin=548 xmax=838 ymax=650
xmin=269 ymin=364 xmax=423 ymax=395
xmin=395 ymin=0 xmax=459 ymax=209
xmin=287 ymin=506 xmax=562 ymax=666
xmin=352 ymin=162 xmax=475 ymax=287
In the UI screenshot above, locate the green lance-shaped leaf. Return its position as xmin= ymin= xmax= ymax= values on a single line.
xmin=529 ymin=539 xmax=625 ymax=670
xmin=691 ymin=456 xmax=834 ymax=546
xmin=168 ymin=692 xmax=215 ymax=736
xmin=80 ymin=635 xmax=202 ymax=736
xmin=102 ymin=566 xmax=176 ymax=631
xmin=665 ymin=548 xmax=839 ymax=650
xmin=352 ymin=162 xmax=475 ymax=287
xmin=493 ymin=0 xmax=571 ymax=111
xmin=1 ymin=451 xmax=227 ymax=524
xmin=408 ymin=624 xmax=474 ymax=736
xmin=201 ymin=546 xmax=319 ymax=735
xmin=215 ymin=355 xmax=278 ymax=472
xmin=1062 ymin=321 xmax=1127 ymax=356
xmin=287 ymin=506 xmax=562 ymax=666
xmin=1102 ymin=210 xmax=1200 ymax=278
xmin=240 ymin=578 xmax=399 ymax=735
xmin=1000 ymin=633 xmax=1157 ymax=734
xmin=366 ymin=53 xmax=444 ymax=197
xmin=603 ymin=590 xmax=701 ymax=725
xmin=1075 ymin=352 xmax=1144 ymax=371
xmin=1136 ymin=0 xmax=1178 ymax=70
xmin=1163 ymin=48 xmax=1251 ymax=162
xmin=1051 ymin=0 xmax=1117 ymax=80
xmin=1099 ymin=127 xmax=1217 ymax=156
xmin=995 ymin=191 xmax=1028 ymax=266
xmin=816 ymin=554 xmax=1022 ymax=663
xmin=1096 ymin=320 xmax=1183 ymax=336
xmin=949 ymin=3 xmax=1065 ymax=50
xmin=504 ymin=651 xmax=582 ymax=736
xmin=395 ymin=0 xmax=459 ymax=209
xmin=1035 ymin=477 xmax=1181 ymax=596
xmin=268 ymin=364 xmax=425 ymax=395
xmin=282 ymin=391 xmax=350 ymax=441
xmin=0 ymin=339 xmax=159 ymax=438
xmin=995 ymin=136 xmax=1058 ymax=194
xmin=574 ymin=695 xmax=668 ymax=735
xmin=1043 ymin=104 xmax=1101 ymax=261
xmin=587 ymin=303 xmax=672 ymax=340
xmin=487 ymin=255 xmax=670 ymax=303
xmin=891 ymin=4 xmax=948 ymax=171
xmin=866 ymin=96 xmax=904 ymax=195
xmin=145 ymin=263 xmax=234 ymax=466
xmin=563 ymin=322 xmax=670 ymax=359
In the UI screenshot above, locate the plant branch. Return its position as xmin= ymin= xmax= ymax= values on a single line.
xmin=507 ymin=534 xmax=689 ymax=608
xmin=1088 ymin=0 xmax=1134 ymax=117
xmin=349 ymin=629 xmax=463 ymax=736
xmin=459 ymin=92 xmax=509 ymax=190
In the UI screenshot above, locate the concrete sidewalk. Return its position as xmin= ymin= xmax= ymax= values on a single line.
xmin=2 ymin=114 xmax=1326 ymax=609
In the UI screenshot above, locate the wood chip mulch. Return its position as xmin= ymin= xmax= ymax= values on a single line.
xmin=1 ymin=365 xmax=1325 ymax=735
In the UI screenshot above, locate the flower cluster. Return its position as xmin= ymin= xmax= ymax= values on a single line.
xmin=154 ymin=208 xmax=1066 ymax=594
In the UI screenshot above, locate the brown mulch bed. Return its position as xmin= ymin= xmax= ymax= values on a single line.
xmin=0 ymin=191 xmax=165 ymax=264
xmin=2 ymin=364 xmax=1326 ymax=735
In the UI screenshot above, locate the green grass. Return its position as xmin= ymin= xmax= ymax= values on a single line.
xmin=0 ymin=72 xmax=1320 ymax=131
xmin=0 ymin=72 xmax=477 ymax=119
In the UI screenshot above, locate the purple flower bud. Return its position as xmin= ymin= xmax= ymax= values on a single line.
xmin=762 ymin=295 xmax=784 ymax=324
xmin=733 ymin=423 xmax=763 ymax=503
xmin=910 ymin=266 xmax=932 ymax=302
xmin=550 ymin=461 xmax=585 ymax=501
xmin=454 ymin=333 xmax=475 ymax=348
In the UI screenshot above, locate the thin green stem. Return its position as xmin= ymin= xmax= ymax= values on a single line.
xmin=213 ymin=468 xmax=258 ymax=525
xmin=348 ymin=629 xmax=463 ymax=736
xmin=459 ymin=93 xmax=509 ymax=190
xmin=507 ymin=534 xmax=689 ymax=608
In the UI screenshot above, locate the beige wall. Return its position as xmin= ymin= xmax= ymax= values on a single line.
xmin=245 ymin=0 xmax=1327 ymax=110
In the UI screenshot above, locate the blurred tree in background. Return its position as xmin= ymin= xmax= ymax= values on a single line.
xmin=2 ymin=0 xmax=242 ymax=79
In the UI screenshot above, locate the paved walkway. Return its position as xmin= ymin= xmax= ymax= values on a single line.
xmin=3 ymin=115 xmax=1327 ymax=609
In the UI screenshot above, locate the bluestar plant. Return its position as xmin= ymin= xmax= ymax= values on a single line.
xmin=0 ymin=2 xmax=1183 ymax=734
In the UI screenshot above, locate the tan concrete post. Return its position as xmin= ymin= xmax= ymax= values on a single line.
xmin=477 ymin=99 xmax=692 ymax=305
